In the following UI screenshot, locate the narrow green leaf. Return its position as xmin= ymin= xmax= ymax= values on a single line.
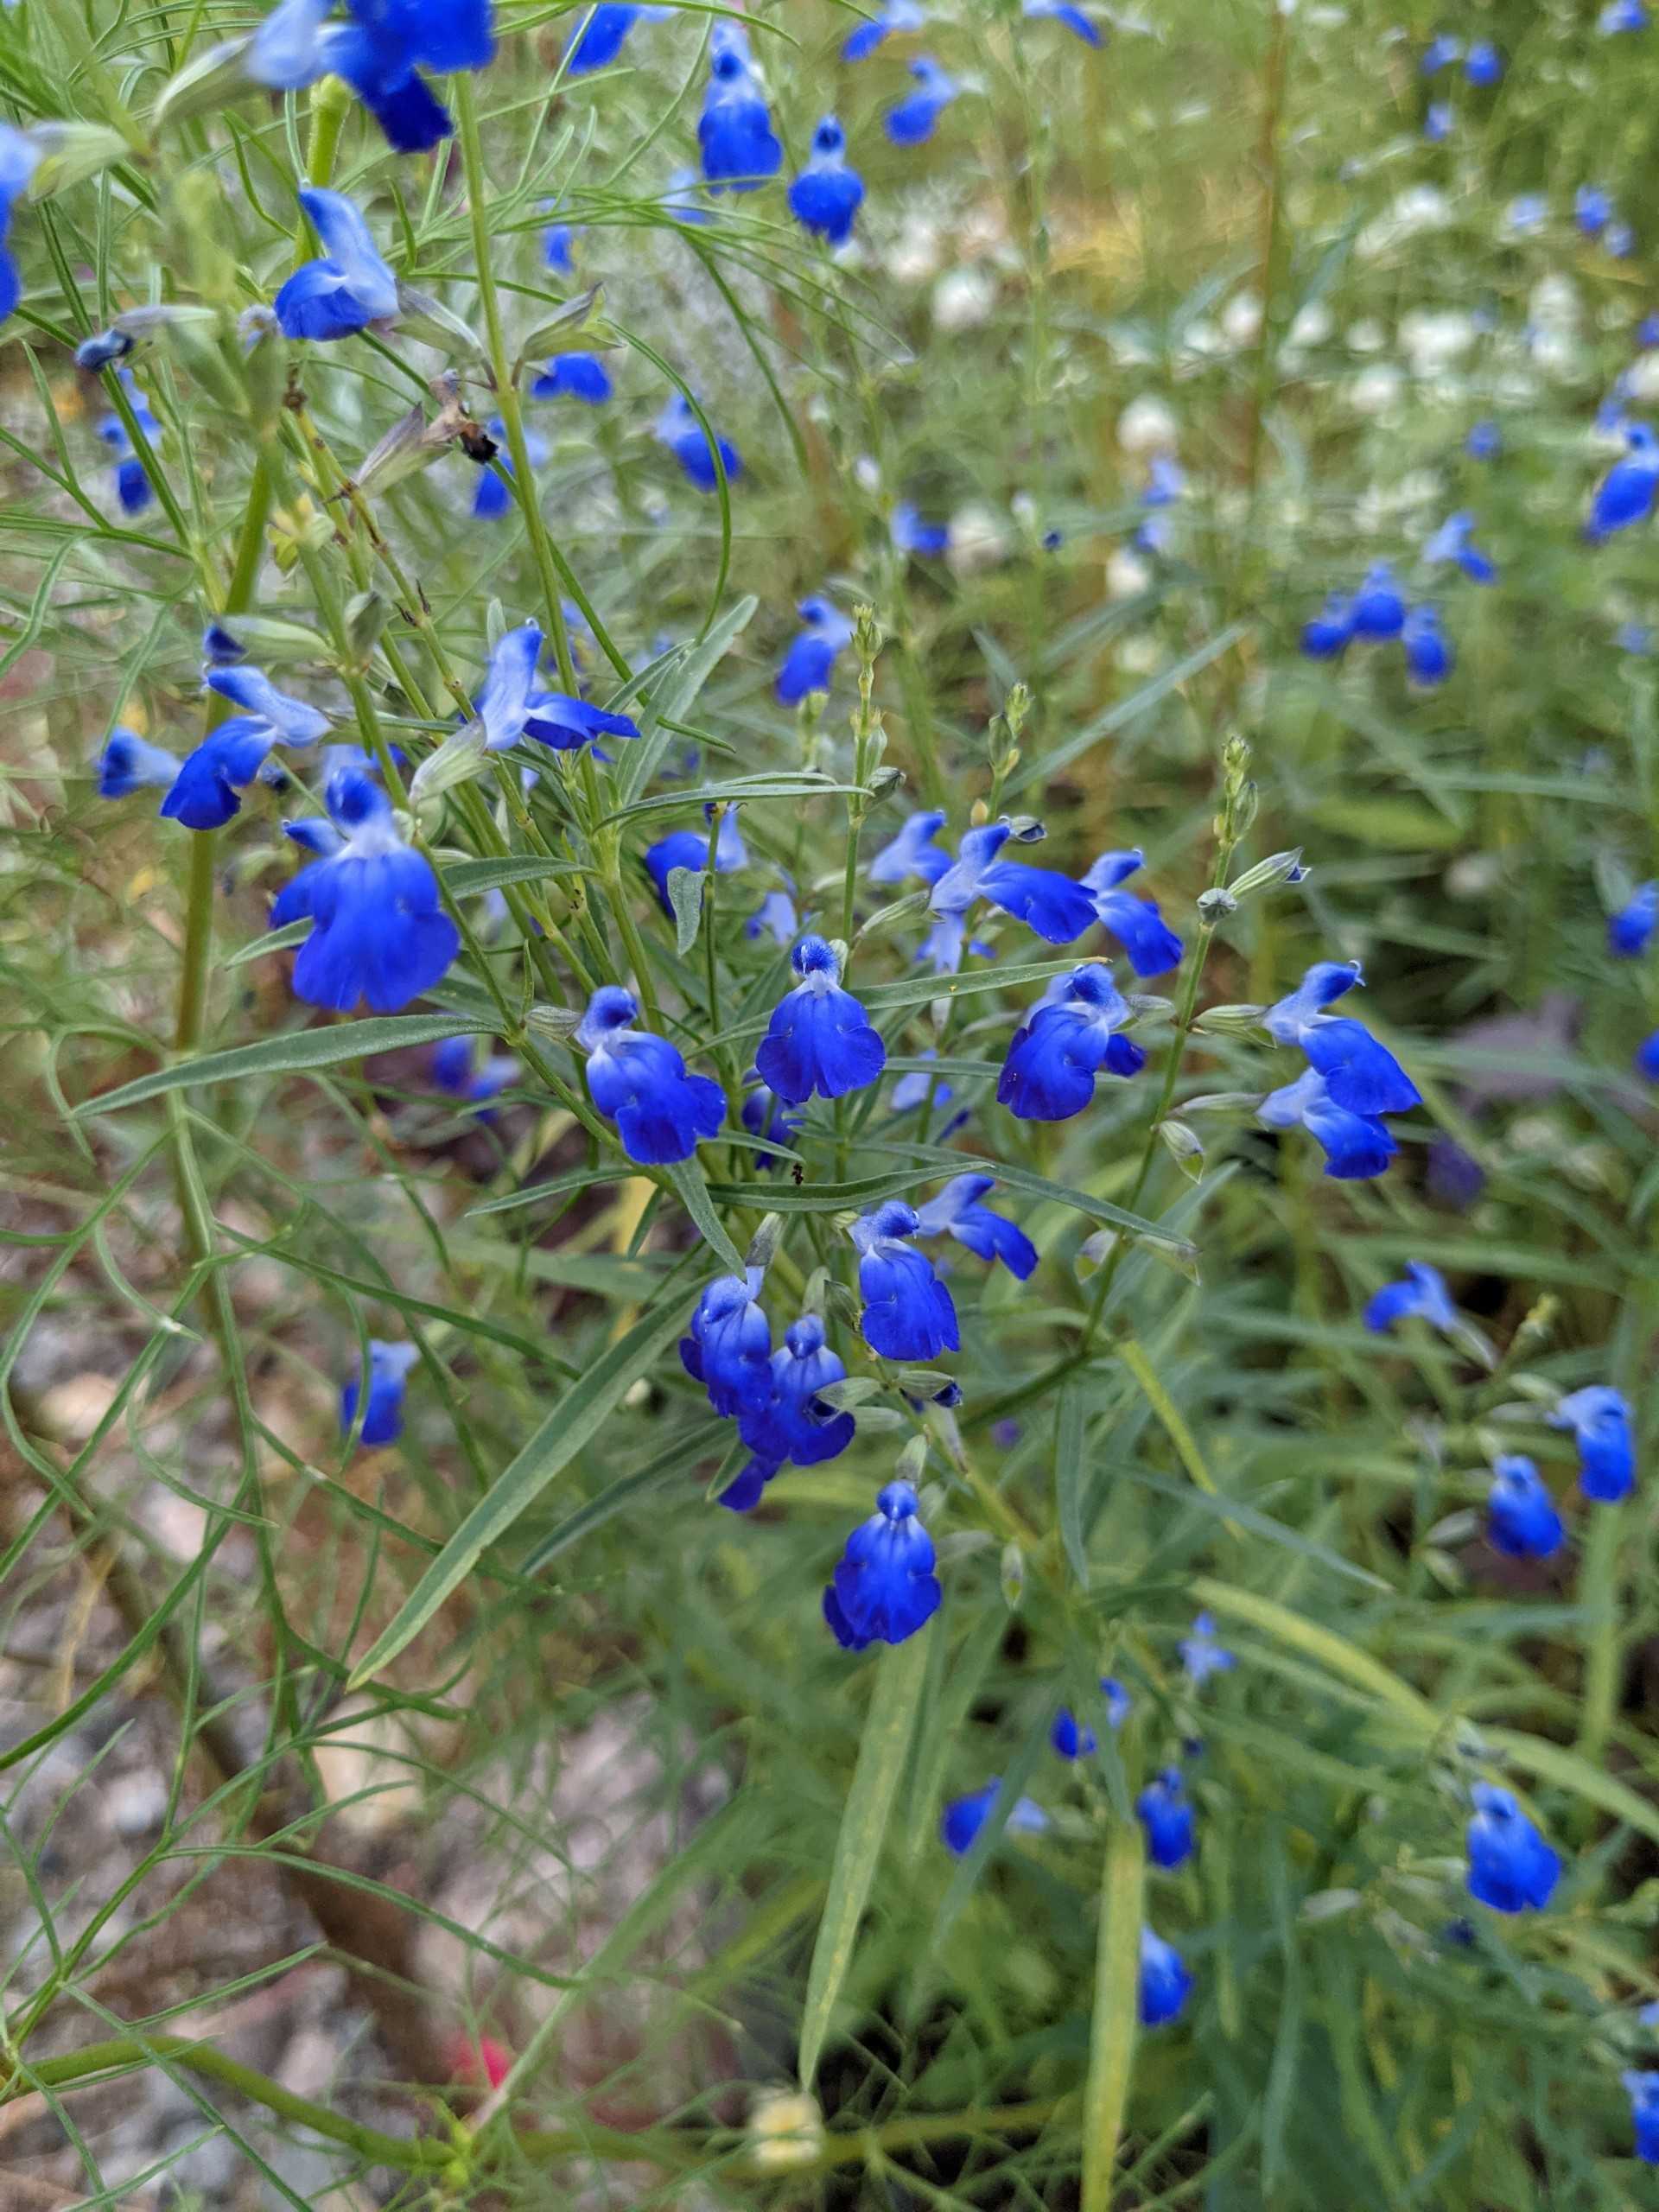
xmin=798 ymin=1633 xmax=930 ymax=2087
xmin=665 ymin=1160 xmax=747 ymax=1272
xmin=521 ymin=1424 xmax=724 ymax=1575
xmin=442 ymin=855 xmax=584 ymax=895
xmin=618 ymin=594 xmax=757 ymax=803
xmin=1056 ymin=1382 xmax=1089 ymax=1588
xmin=223 ymin=919 xmax=308 ymax=969
xmin=1007 ymin=621 xmax=1250 ymax=795
xmin=1081 ymin=1821 xmax=1144 ymax=2212
xmin=74 ymin=1014 xmax=490 ymax=1116
xmin=668 ymin=864 xmax=704 ymax=956
xmin=1191 ymin=1577 xmax=1437 ymax=1732
xmin=346 ymin=1296 xmax=690 ymax=1689
xmin=467 ymin=1164 xmax=627 ymax=1220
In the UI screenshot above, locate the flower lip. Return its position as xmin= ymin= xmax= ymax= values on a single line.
xmin=876 ymin=1478 xmax=919 ymax=1521
xmin=792 ymin=933 xmax=839 ymax=979
xmin=583 ymin=985 xmax=639 ymax=1037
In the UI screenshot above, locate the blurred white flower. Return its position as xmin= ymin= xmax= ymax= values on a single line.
xmin=748 ymin=2089 xmax=823 ymax=2173
xmin=932 ymin=265 xmax=996 ymax=333
xmin=1529 ymin=273 xmax=1580 ymax=330
xmin=853 ymin=454 xmax=882 ymax=493
xmin=1116 ymin=635 xmax=1163 ymax=674
xmin=1529 ymin=327 xmax=1580 ymax=380
xmin=1107 ymin=546 xmax=1153 ymax=598
xmin=1357 ymin=185 xmax=1451 ymax=259
xmin=1346 ymin=317 xmax=1387 ymax=353
xmin=1624 ymin=352 xmax=1659 ymax=402
xmin=1349 ymin=364 xmax=1405 ymax=416
xmin=1180 ymin=317 xmax=1224 ymax=360
xmin=1288 ymin=301 xmax=1334 ymax=347
xmin=945 ymin=501 xmax=1008 ymax=575
xmin=1222 ymin=291 xmax=1263 ymax=346
xmin=1117 ymin=395 xmax=1179 ymax=453
xmin=1400 ymin=308 xmax=1475 ymax=377
xmin=886 ymin=217 xmax=942 ymax=284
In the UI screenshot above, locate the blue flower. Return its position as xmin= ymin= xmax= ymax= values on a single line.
xmin=656 ymin=391 xmax=742 ymax=491
xmin=1258 ymin=1068 xmax=1397 ymax=1179
xmin=1136 ymin=1769 xmax=1196 ymax=1868
xmin=1421 ymin=33 xmax=1462 ymax=71
xmin=561 ymin=3 xmax=665 ymax=76
xmin=884 ymin=55 xmax=958 ymax=145
xmin=250 ymin=0 xmax=493 ymax=151
xmin=1586 ymin=423 xmax=1659 ymax=541
xmin=940 ymin=1778 xmax=1050 ymax=1855
xmin=1350 ymin=562 xmax=1406 ymax=641
xmin=869 ymin=808 xmax=951 ymax=887
xmin=160 ymin=719 xmax=284 ymax=831
xmin=1424 ymin=100 xmax=1452 ymax=142
xmin=96 ymin=370 xmax=162 ymax=516
xmin=1403 ymin=604 xmax=1454 ymax=686
xmin=578 ymin=986 xmax=725 ymax=1164
xmin=1601 ymin=0 xmax=1648 ymax=28
xmin=1465 ymin=1783 xmax=1560 ymax=1913
xmin=1549 ymin=1385 xmax=1636 ymax=1503
xmin=891 ymin=1051 xmax=953 ymax=1115
xmin=1022 ymin=0 xmax=1103 ymax=41
xmin=1139 ymin=1927 xmax=1192 ymax=2027
xmin=1300 ymin=592 xmax=1354 ymax=659
xmin=850 ymin=1201 xmax=960 ymax=1361
xmin=1179 ymin=1611 xmax=1235 ymax=1688
xmin=644 ymin=806 xmax=747 ymax=914
xmin=0 ymin=125 xmax=40 ymax=327
xmin=997 ymin=966 xmax=1142 ymax=1122
xmin=680 ymin=1268 xmax=772 ymax=1417
xmin=739 ymin=1312 xmax=856 ymax=1469
xmin=1264 ymin=962 xmax=1421 ymax=1117
xmin=470 ymin=416 xmax=548 ymax=519
xmin=931 ymin=823 xmax=1096 ymax=951
xmin=1624 ymin=2073 xmax=1659 ymax=2163
xmin=544 ymin=218 xmax=576 ymax=270
xmin=842 ymin=0 xmax=923 ymax=61
xmin=275 ymin=188 xmax=398 ymax=341
xmin=529 ymin=353 xmax=613 ymax=403
xmin=1639 ymin=1032 xmax=1659 ymax=1082
xmin=698 ymin=25 xmax=782 ymax=192
xmin=1082 ymin=850 xmax=1183 ymax=976
xmin=1506 ymin=194 xmax=1547 ymax=237
xmin=914 ymin=1174 xmax=1037 ymax=1281
xmin=1463 ymin=39 xmax=1502 ymax=83
xmin=1363 ymin=1261 xmax=1458 ymax=1337
xmin=1576 ymin=183 xmax=1613 ymax=238
xmin=206 ymin=664 xmax=331 ymax=745
xmin=1608 ymin=220 xmax=1637 ymax=258
xmin=1423 ymin=511 xmax=1497 ymax=582
xmin=788 ymin=117 xmax=864 ymax=246
xmin=823 ymin=1478 xmax=942 ymax=1649
xmin=1465 ymin=419 xmax=1501 ymax=459
xmin=270 ymin=762 xmax=460 ymax=1011
xmin=432 ymin=1033 xmax=518 ymax=1104
xmin=96 ymin=728 xmax=178 ymax=799
xmin=741 ymin=1082 xmax=801 ymax=1167
xmin=746 ymin=886 xmax=799 ymax=944
xmin=1486 ymin=1456 xmax=1565 ymax=1560
xmin=340 ymin=1340 xmax=419 ymax=1447
xmin=1609 ymin=880 xmax=1656 ymax=957
xmin=754 ymin=935 xmax=886 ymax=1105
xmin=891 ymin=500 xmax=950 ymax=555
xmin=776 ymin=595 xmax=855 ymax=703
xmin=1052 ymin=1677 xmax=1130 ymax=1758
xmin=474 ymin=621 xmax=639 ymax=754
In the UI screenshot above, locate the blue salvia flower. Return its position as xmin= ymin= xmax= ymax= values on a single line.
xmin=1300 ymin=592 xmax=1354 ymax=659
xmin=529 ymin=353 xmax=613 ymax=404
xmin=891 ymin=501 xmax=950 ymax=556
xmin=270 ymin=762 xmax=460 ymax=1011
xmin=1021 ymin=0 xmax=1103 ymax=42
xmin=1363 ymin=1260 xmax=1458 ymax=1336
xmin=1082 ymin=850 xmax=1183 ymax=976
xmin=1639 ymin=1032 xmax=1659 ymax=1082
xmin=1609 ymin=880 xmax=1656 ymax=957
xmin=97 ymin=371 xmax=161 ymax=516
xmin=739 ymin=1312 xmax=856 ymax=1469
xmin=1463 ymin=39 xmax=1502 ymax=83
xmin=1423 ymin=511 xmax=1497 ymax=582
xmin=0 ymin=124 xmax=40 ymax=327
xmin=1052 ymin=1677 xmax=1130 ymax=1758
xmin=658 ymin=168 xmax=715 ymax=227
xmin=340 ymin=1340 xmax=419 ymax=1447
xmin=697 ymin=25 xmax=782 ymax=192
xmin=842 ymin=0 xmax=924 ymax=62
xmin=160 ymin=720 xmax=286 ymax=830
xmin=1135 ymin=1769 xmax=1196 ymax=1868
xmin=740 ymin=1082 xmax=801 ymax=1168
xmin=1601 ymin=0 xmax=1649 ymax=28
xmin=472 ymin=421 xmax=550 ymax=519
xmin=544 ymin=218 xmax=576 ymax=270
xmin=940 ymin=1779 xmax=1050 ymax=1854
xmin=201 ymin=622 xmax=249 ymax=665
xmin=823 ymin=1477 xmax=942 ymax=1649
xmin=656 ymin=391 xmax=742 ymax=492
xmin=1620 ymin=623 xmax=1654 ymax=655
xmin=1403 ymin=606 xmax=1453 ymax=686
xmin=1576 ymin=183 xmax=1613 ymax=238
xmin=1465 ymin=419 xmax=1501 ymax=459
xmin=206 ymin=664 xmax=331 ymax=744
xmin=1349 ymin=562 xmax=1406 ymax=640
xmin=644 ymin=806 xmax=747 ymax=915
xmin=1624 ymin=2074 xmax=1659 ymax=2163
xmin=1421 ymin=32 xmax=1461 ymax=71
xmin=891 ymin=1051 xmax=952 ymax=1114
xmin=1259 ymin=1067 xmax=1397 ymax=1179
xmin=474 ymin=622 xmax=639 ymax=754
xmin=249 ymin=0 xmax=493 ymax=150
xmin=1607 ymin=220 xmax=1637 ymax=258
xmin=1586 ymin=423 xmax=1659 ymax=541
xmin=914 ymin=1174 xmax=1037 ymax=1281
xmin=275 ymin=188 xmax=398 ymax=341
xmin=746 ymin=886 xmax=798 ymax=945
xmin=1179 ymin=1610 xmax=1235 ymax=1688
xmin=1506 ymin=194 xmax=1547 ymax=237
xmin=1424 ymin=100 xmax=1452 ymax=143
xmin=1549 ymin=1385 xmax=1636 ymax=1502
xmin=776 ymin=596 xmax=855 ymax=704
xmin=1264 ymin=962 xmax=1421 ymax=1119
xmin=561 ymin=3 xmax=667 ymax=77
xmin=997 ymin=966 xmax=1143 ymax=1122
xmin=577 ymin=985 xmax=725 ymax=1164
xmin=431 ymin=1034 xmax=518 ymax=1105
xmin=849 ymin=1201 xmax=960 ymax=1360
xmin=1465 ymin=1783 xmax=1560 ymax=1913
xmin=868 ymin=807 xmax=950 ymax=886
xmin=96 ymin=728 xmax=177 ymax=799
xmin=884 ymin=55 xmax=958 ymax=145
xmin=679 ymin=1269 xmax=773 ymax=1417
xmin=930 ymin=823 xmax=1096 ymax=951
xmin=788 ymin=117 xmax=864 ymax=246
xmin=1139 ymin=1927 xmax=1192 ymax=2027
xmin=755 ymin=936 xmax=885 ymax=1105
xmin=77 ymin=327 xmax=137 ymax=371
xmin=1486 ymin=1456 xmax=1564 ymax=1560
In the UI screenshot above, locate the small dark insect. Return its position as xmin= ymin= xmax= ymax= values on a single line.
xmin=791 ymin=1164 xmax=804 ymax=1185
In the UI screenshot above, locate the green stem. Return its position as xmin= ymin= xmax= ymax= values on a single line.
xmin=1576 ymin=1499 xmax=1624 ymax=1770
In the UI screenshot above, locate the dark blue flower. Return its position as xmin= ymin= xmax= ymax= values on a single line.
xmin=1463 ymin=39 xmax=1502 ymax=83
xmin=788 ymin=117 xmax=864 ymax=245
xmin=1465 ymin=1783 xmax=1559 ymax=1913
xmin=0 ymin=125 xmax=39 ymax=327
xmin=1586 ymin=423 xmax=1659 ymax=542
xmin=1300 ymin=592 xmax=1354 ymax=659
xmin=1624 ymin=2073 xmax=1659 ymax=2163
xmin=1139 ymin=1927 xmax=1192 ymax=2026
xmin=1403 ymin=604 xmax=1454 ymax=686
xmin=1487 ymin=1456 xmax=1564 ymax=1560
xmin=1265 ymin=961 xmax=1421 ymax=1116
xmin=544 ymin=219 xmax=576 ymax=270
xmin=1364 ymin=1261 xmax=1457 ymax=1336
xmin=1421 ymin=33 xmax=1461 ymax=71
xmin=754 ymin=935 xmax=886 ymax=1104
xmin=1576 ymin=183 xmax=1613 ymax=238
xmin=529 ymin=352 xmax=613 ymax=403
xmin=431 ymin=1033 xmax=517 ymax=1104
xmin=842 ymin=0 xmax=923 ymax=60
xmin=997 ymin=966 xmax=1142 ymax=1122
xmin=250 ymin=0 xmax=493 ymax=151
xmin=159 ymin=718 xmax=283 ymax=831
xmin=275 ymin=188 xmax=398 ymax=341
xmin=741 ymin=1082 xmax=801 ymax=1167
xmin=891 ymin=1051 xmax=953 ymax=1115
xmin=1052 ymin=1677 xmax=1130 ymax=1758
xmin=869 ymin=808 xmax=950 ymax=887
xmin=644 ymin=806 xmax=747 ymax=915
xmin=931 ymin=822 xmax=1096 ymax=951
xmin=206 ymin=664 xmax=331 ymax=745
xmin=97 ymin=728 xmax=177 ymax=799
xmin=1022 ymin=0 xmax=1103 ymax=41
xmin=1465 ymin=419 xmax=1501 ymax=459
xmin=270 ymin=762 xmax=460 ymax=1011
xmin=578 ymin=986 xmax=725 ymax=1164
xmin=1350 ymin=562 xmax=1406 ymax=640
xmin=739 ymin=1312 xmax=856 ymax=1468
xmin=1609 ymin=880 xmax=1656 ymax=957
xmin=1136 ymin=1768 xmax=1196 ymax=1868
xmin=1423 ymin=511 xmax=1497 ymax=582
xmin=892 ymin=501 xmax=950 ymax=555
xmin=680 ymin=1268 xmax=772 ymax=1417
xmin=698 ymin=25 xmax=782 ymax=192
xmin=1082 ymin=850 xmax=1183 ymax=976
xmin=1258 ymin=1068 xmax=1397 ymax=1179
xmin=561 ymin=3 xmax=665 ymax=76
xmin=884 ymin=55 xmax=958 ymax=145
xmin=777 ymin=595 xmax=855 ymax=703
xmin=656 ymin=391 xmax=742 ymax=491
xmin=915 ymin=1174 xmax=1037 ymax=1281
xmin=1179 ymin=1611 xmax=1235 ymax=1688
xmin=1550 ymin=1385 xmax=1636 ymax=1503
xmin=96 ymin=370 xmax=162 ymax=516
xmin=1638 ymin=1032 xmax=1659 ymax=1082
xmin=1424 ymin=100 xmax=1452 ymax=142
xmin=470 ymin=417 xmax=546 ymax=520
xmin=474 ymin=621 xmax=639 ymax=754
xmin=940 ymin=1778 xmax=1050 ymax=1854
xmin=823 ymin=1478 xmax=942 ymax=1649
xmin=746 ymin=886 xmax=799 ymax=944
xmin=850 ymin=1201 xmax=960 ymax=1361
xmin=1601 ymin=0 xmax=1648 ymax=27
xmin=340 ymin=1339 xmax=418 ymax=1447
